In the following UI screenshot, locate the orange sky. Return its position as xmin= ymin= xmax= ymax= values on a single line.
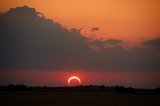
xmin=0 ymin=0 xmax=160 ymax=43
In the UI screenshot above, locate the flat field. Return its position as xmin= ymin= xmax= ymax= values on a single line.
xmin=0 ymin=92 xmax=160 ymax=106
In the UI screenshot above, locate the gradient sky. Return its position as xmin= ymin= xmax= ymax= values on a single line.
xmin=0 ymin=0 xmax=160 ymax=88
xmin=1 ymin=0 xmax=160 ymax=43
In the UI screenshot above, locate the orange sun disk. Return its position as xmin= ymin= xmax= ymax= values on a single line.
xmin=68 ymin=76 xmax=81 ymax=85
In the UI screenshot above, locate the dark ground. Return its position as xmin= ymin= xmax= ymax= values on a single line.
xmin=0 ymin=92 xmax=160 ymax=106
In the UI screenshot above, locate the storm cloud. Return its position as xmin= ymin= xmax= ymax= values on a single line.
xmin=0 ymin=6 xmax=160 ymax=72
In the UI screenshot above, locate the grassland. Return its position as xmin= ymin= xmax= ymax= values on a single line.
xmin=0 ymin=92 xmax=160 ymax=106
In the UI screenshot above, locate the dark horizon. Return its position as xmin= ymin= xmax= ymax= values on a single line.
xmin=1 ymin=84 xmax=160 ymax=95
xmin=0 ymin=83 xmax=160 ymax=90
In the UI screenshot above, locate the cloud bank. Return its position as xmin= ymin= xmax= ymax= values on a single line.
xmin=0 ymin=6 xmax=159 ymax=72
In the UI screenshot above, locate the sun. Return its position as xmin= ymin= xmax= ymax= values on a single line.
xmin=68 ymin=76 xmax=81 ymax=85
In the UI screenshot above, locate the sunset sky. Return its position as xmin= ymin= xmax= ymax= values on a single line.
xmin=0 ymin=0 xmax=160 ymax=88
xmin=1 ymin=0 xmax=160 ymax=41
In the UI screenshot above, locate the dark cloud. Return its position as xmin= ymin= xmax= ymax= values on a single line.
xmin=0 ymin=6 xmax=160 ymax=72
xmin=105 ymin=39 xmax=123 ymax=45
xmin=0 ymin=6 xmax=90 ymax=70
xmin=91 ymin=27 xmax=99 ymax=32
xmin=142 ymin=37 xmax=160 ymax=49
xmin=89 ymin=39 xmax=123 ymax=50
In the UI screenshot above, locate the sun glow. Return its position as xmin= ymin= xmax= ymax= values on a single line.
xmin=68 ymin=76 xmax=81 ymax=85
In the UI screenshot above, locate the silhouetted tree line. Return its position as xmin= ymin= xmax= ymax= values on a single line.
xmin=0 ymin=84 xmax=159 ymax=95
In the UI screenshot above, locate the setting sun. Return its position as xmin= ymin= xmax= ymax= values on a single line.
xmin=68 ymin=76 xmax=81 ymax=85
